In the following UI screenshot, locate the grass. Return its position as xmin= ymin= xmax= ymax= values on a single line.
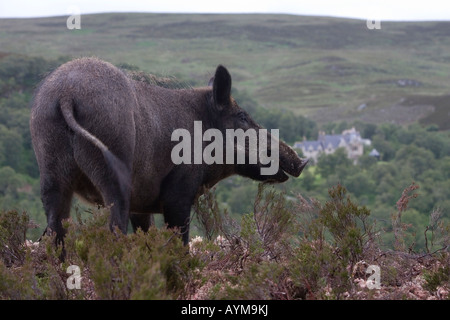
xmin=1 ymin=13 xmax=450 ymax=127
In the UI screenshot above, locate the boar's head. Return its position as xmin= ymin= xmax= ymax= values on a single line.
xmin=207 ymin=65 xmax=308 ymax=183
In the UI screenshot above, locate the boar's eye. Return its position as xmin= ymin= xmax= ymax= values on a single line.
xmin=237 ymin=112 xmax=248 ymax=124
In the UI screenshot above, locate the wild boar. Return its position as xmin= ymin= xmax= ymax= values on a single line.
xmin=30 ymin=57 xmax=308 ymax=246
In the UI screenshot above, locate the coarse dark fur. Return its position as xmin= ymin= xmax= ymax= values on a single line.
xmin=30 ymin=57 xmax=308 ymax=247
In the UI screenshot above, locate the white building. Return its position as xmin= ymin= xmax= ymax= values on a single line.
xmin=293 ymin=127 xmax=371 ymax=164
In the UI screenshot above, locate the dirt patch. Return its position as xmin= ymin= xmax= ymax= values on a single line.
xmin=402 ymin=95 xmax=450 ymax=130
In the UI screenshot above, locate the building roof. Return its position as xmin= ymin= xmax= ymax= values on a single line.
xmin=369 ymin=148 xmax=380 ymax=157
xmin=319 ymin=134 xmax=345 ymax=149
xmin=293 ymin=141 xmax=322 ymax=151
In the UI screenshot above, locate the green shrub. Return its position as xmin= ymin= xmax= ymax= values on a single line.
xmin=423 ymin=254 xmax=450 ymax=293
xmin=289 ymin=184 xmax=377 ymax=298
xmin=0 ymin=210 xmax=29 ymax=266
xmin=0 ymin=182 xmax=447 ymax=300
xmin=0 ymin=207 xmax=198 ymax=300
xmin=61 ymin=206 xmax=197 ymax=299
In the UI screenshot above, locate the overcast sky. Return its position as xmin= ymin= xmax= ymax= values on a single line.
xmin=0 ymin=0 xmax=449 ymax=21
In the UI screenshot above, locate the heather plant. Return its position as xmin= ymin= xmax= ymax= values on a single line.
xmin=60 ymin=206 xmax=197 ymax=299
xmin=0 ymin=253 xmax=39 ymax=299
xmin=193 ymin=188 xmax=223 ymax=241
xmin=193 ymin=184 xmax=382 ymax=299
xmin=0 ymin=210 xmax=29 ymax=266
xmin=318 ymin=184 xmax=373 ymax=269
xmin=423 ymin=255 xmax=450 ymax=293
xmin=0 ymin=206 xmax=198 ymax=300
xmin=291 ymin=184 xmax=379 ymax=298
xmin=0 ymin=182 xmax=448 ymax=300
xmin=192 ymin=184 xmax=381 ymax=299
xmin=392 ymin=182 xmax=420 ymax=252
xmin=424 ymin=208 xmax=449 ymax=254
xmin=0 ymin=209 xmax=69 ymax=299
xmin=192 ymin=185 xmax=300 ymax=299
xmin=421 ymin=207 xmax=450 ymax=294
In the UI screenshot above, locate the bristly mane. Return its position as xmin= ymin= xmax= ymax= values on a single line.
xmin=126 ymin=70 xmax=192 ymax=90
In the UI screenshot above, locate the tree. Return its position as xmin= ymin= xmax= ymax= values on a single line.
xmin=394 ymin=145 xmax=435 ymax=178
xmin=344 ymin=171 xmax=375 ymax=198
xmin=361 ymin=123 xmax=377 ymax=140
xmin=0 ymin=125 xmax=23 ymax=171
xmin=300 ymin=169 xmax=315 ymax=191
xmin=372 ymin=134 xmax=396 ymax=161
xmin=316 ymin=148 xmax=352 ymax=179
xmin=414 ymin=131 xmax=447 ymax=159
xmin=358 ymin=154 xmax=377 ymax=170
xmin=0 ymin=167 xmax=20 ymax=198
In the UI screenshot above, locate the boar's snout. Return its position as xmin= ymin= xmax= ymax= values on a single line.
xmin=282 ymin=156 xmax=309 ymax=177
xmin=279 ymin=142 xmax=309 ymax=178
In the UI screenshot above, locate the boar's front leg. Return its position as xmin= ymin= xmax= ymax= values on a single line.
xmin=130 ymin=212 xmax=154 ymax=233
xmin=160 ymin=170 xmax=200 ymax=245
xmin=163 ymin=202 xmax=192 ymax=245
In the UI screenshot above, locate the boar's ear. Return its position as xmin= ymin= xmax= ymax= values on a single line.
xmin=208 ymin=76 xmax=214 ymax=87
xmin=212 ymin=65 xmax=232 ymax=108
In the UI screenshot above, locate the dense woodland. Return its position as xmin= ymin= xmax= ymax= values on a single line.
xmin=0 ymin=53 xmax=449 ymax=253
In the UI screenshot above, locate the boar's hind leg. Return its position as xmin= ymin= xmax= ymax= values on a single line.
xmin=73 ymin=139 xmax=132 ymax=234
xmin=40 ymin=164 xmax=75 ymax=245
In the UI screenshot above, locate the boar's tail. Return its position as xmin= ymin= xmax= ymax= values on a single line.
xmin=60 ymin=98 xmax=110 ymax=154
xmin=59 ymin=98 xmax=131 ymax=195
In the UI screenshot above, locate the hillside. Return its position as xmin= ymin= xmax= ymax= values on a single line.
xmin=1 ymin=13 xmax=450 ymax=128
